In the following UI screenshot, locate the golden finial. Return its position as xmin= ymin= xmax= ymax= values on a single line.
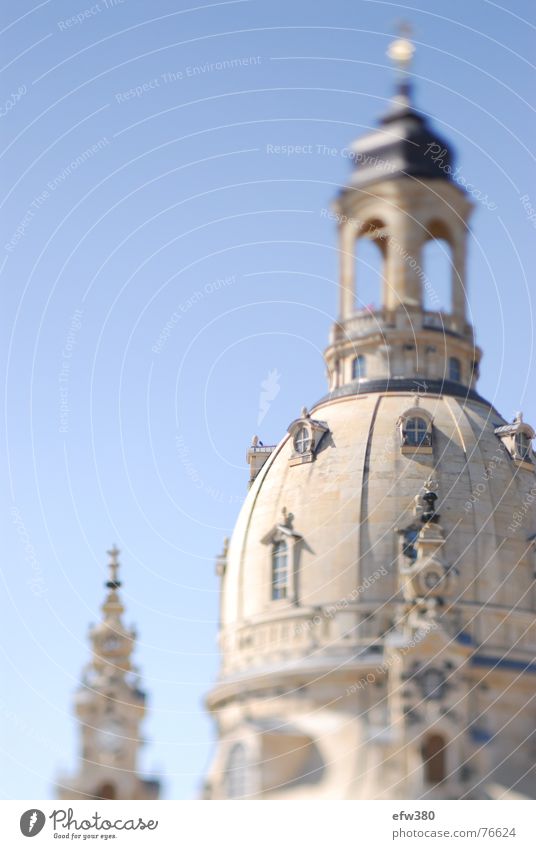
xmin=387 ymin=21 xmax=415 ymax=74
xmin=106 ymin=545 xmax=121 ymax=589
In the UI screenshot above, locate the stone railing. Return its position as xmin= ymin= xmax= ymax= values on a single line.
xmin=329 ymin=309 xmax=472 ymax=343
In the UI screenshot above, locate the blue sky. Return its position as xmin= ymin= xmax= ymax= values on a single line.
xmin=1 ymin=0 xmax=534 ymax=800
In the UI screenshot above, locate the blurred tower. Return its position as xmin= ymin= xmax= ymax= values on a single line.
xmin=57 ymin=548 xmax=160 ymax=800
xmin=203 ymin=33 xmax=536 ymax=799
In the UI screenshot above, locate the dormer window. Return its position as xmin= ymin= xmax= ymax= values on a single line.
xmin=495 ymin=413 xmax=535 ymax=471
xmin=294 ymin=426 xmax=312 ymax=455
xmin=287 ymin=407 xmax=329 ymax=466
xmin=352 ymin=354 xmax=366 ymax=380
xmin=515 ymin=432 xmax=532 ymax=461
xmin=405 ymin=417 xmax=430 ymax=447
xmin=397 ymin=406 xmax=433 ymax=455
xmin=448 ymin=357 xmax=461 ymax=383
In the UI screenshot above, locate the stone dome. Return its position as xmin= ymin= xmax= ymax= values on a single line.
xmin=219 ymin=388 xmax=535 ymax=679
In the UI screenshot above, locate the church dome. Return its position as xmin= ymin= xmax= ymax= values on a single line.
xmin=205 ymin=35 xmax=536 ymax=801
xmin=219 ymin=390 xmax=534 ymax=679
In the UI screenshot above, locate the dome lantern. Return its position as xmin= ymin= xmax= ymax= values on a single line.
xmin=325 ymin=31 xmax=480 ymax=398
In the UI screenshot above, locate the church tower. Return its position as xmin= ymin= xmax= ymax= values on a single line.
xmin=204 ymin=32 xmax=536 ymax=801
xmin=57 ymin=548 xmax=160 ymax=800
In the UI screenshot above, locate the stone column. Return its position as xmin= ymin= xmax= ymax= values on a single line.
xmin=339 ymin=223 xmax=355 ymax=320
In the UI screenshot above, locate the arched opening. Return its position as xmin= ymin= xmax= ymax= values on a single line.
xmin=352 ymin=354 xmax=366 ymax=381
xmin=224 ymin=742 xmax=249 ymax=799
xmin=422 ymin=220 xmax=453 ymax=313
xmin=421 ymin=734 xmax=446 ymax=784
xmin=355 ymin=219 xmax=387 ymax=313
xmin=271 ymin=540 xmax=288 ymax=600
xmin=95 ymin=782 xmax=116 ymax=800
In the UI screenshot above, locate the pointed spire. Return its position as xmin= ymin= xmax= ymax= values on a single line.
xmin=102 ymin=545 xmax=124 ymax=621
xmin=57 ymin=546 xmax=160 ymax=800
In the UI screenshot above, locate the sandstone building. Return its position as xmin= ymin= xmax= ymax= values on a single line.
xmin=203 ymin=38 xmax=536 ymax=800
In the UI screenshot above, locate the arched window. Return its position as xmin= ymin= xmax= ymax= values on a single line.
xmin=448 ymin=357 xmax=461 ymax=383
xmin=272 ymin=540 xmax=288 ymax=600
xmin=224 ymin=743 xmax=248 ymax=799
xmin=404 ymin=417 xmax=430 ymax=447
xmin=352 ymin=354 xmax=366 ymax=380
xmin=398 ymin=408 xmax=433 ymax=454
xmin=421 ymin=734 xmax=446 ymax=784
xmin=515 ymin=432 xmax=532 ymax=461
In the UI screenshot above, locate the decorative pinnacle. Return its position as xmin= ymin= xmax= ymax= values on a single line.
xmin=106 ymin=545 xmax=121 ymax=590
xmin=387 ymin=22 xmax=415 ymax=74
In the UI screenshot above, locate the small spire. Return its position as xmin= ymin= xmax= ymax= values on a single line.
xmin=106 ymin=545 xmax=121 ymax=590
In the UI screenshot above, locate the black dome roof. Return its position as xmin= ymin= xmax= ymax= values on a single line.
xmin=346 ymin=81 xmax=455 ymax=189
